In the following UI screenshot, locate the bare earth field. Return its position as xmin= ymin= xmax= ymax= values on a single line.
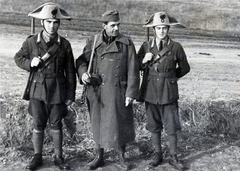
xmin=0 ymin=22 xmax=240 ymax=171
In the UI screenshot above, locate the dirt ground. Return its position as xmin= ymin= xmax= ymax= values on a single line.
xmin=0 ymin=23 xmax=240 ymax=171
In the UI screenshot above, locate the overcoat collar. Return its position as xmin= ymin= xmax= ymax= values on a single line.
xmin=94 ymin=30 xmax=130 ymax=55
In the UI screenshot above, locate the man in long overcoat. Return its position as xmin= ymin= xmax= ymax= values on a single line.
xmin=14 ymin=3 xmax=76 ymax=170
xmin=137 ymin=12 xmax=190 ymax=170
xmin=76 ymin=10 xmax=140 ymax=170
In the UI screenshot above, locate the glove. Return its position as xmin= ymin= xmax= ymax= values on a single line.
xmin=142 ymin=53 xmax=153 ymax=64
xmin=81 ymin=72 xmax=91 ymax=84
xmin=31 ymin=56 xmax=42 ymax=67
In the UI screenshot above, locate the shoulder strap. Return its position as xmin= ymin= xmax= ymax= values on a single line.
xmin=38 ymin=42 xmax=61 ymax=72
xmin=151 ymin=40 xmax=174 ymax=65
xmin=40 ymin=43 xmax=60 ymax=62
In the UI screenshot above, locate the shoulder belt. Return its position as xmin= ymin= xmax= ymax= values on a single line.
xmin=151 ymin=40 xmax=174 ymax=65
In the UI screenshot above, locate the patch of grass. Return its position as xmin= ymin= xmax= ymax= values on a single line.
xmin=1 ymin=92 xmax=240 ymax=151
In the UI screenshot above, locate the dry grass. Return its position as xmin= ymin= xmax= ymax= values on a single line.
xmin=1 ymin=91 xmax=239 ymax=151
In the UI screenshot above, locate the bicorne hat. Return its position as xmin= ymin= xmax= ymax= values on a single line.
xmin=28 ymin=2 xmax=71 ymax=20
xmin=143 ymin=12 xmax=179 ymax=27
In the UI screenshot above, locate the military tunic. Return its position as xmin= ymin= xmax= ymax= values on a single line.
xmin=138 ymin=36 xmax=190 ymax=135
xmin=14 ymin=32 xmax=76 ymax=104
xmin=138 ymin=37 xmax=190 ymax=105
xmin=76 ymin=31 xmax=140 ymax=149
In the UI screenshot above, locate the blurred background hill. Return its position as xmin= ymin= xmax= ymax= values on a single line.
xmin=0 ymin=0 xmax=239 ymax=38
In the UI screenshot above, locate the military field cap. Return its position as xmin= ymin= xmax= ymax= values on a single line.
xmin=28 ymin=2 xmax=71 ymax=20
xmin=143 ymin=12 xmax=179 ymax=27
xmin=101 ymin=10 xmax=120 ymax=22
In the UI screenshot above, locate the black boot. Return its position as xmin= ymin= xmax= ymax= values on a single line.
xmin=169 ymin=154 xmax=184 ymax=170
xmin=149 ymin=132 xmax=163 ymax=167
xmin=54 ymin=155 xmax=71 ymax=170
xmin=26 ymin=154 xmax=42 ymax=170
xmin=87 ymin=148 xmax=104 ymax=170
xmin=149 ymin=152 xmax=163 ymax=167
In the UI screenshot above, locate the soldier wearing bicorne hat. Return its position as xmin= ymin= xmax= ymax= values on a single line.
xmin=14 ymin=2 xmax=76 ymax=170
xmin=137 ymin=12 xmax=190 ymax=170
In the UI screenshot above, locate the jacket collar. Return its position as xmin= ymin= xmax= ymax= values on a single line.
xmin=150 ymin=36 xmax=170 ymax=48
xmin=36 ymin=31 xmax=61 ymax=44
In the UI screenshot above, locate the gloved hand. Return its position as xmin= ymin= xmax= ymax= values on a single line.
xmin=81 ymin=72 xmax=91 ymax=84
xmin=31 ymin=56 xmax=42 ymax=67
xmin=142 ymin=53 xmax=153 ymax=64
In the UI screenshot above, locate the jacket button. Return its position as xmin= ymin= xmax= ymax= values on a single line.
xmin=115 ymin=75 xmax=118 ymax=77
xmin=114 ymin=84 xmax=117 ymax=86
xmin=102 ymin=83 xmax=105 ymax=86
xmin=116 ymin=66 xmax=119 ymax=68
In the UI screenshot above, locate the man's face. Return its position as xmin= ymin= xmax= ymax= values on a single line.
xmin=103 ymin=21 xmax=120 ymax=37
xmin=41 ymin=19 xmax=60 ymax=35
xmin=154 ymin=25 xmax=169 ymax=40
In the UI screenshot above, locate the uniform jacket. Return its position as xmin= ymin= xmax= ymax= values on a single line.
xmin=14 ymin=31 xmax=76 ymax=104
xmin=137 ymin=36 xmax=190 ymax=105
xmin=76 ymin=30 xmax=140 ymax=148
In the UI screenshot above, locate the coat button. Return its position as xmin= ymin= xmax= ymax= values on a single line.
xmin=115 ymin=75 xmax=118 ymax=77
xmin=114 ymin=84 xmax=117 ymax=86
xmin=102 ymin=83 xmax=105 ymax=86
xmin=116 ymin=66 xmax=119 ymax=68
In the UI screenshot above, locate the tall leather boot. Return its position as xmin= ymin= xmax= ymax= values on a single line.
xmin=52 ymin=129 xmax=70 ymax=170
xmin=149 ymin=132 xmax=163 ymax=167
xmin=168 ymin=135 xmax=184 ymax=170
xmin=26 ymin=130 xmax=44 ymax=170
xmin=87 ymin=148 xmax=104 ymax=170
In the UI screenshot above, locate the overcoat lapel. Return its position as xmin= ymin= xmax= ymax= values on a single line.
xmin=94 ymin=31 xmax=130 ymax=56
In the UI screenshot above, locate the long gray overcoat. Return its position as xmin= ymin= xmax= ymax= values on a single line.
xmin=76 ymin=31 xmax=140 ymax=149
